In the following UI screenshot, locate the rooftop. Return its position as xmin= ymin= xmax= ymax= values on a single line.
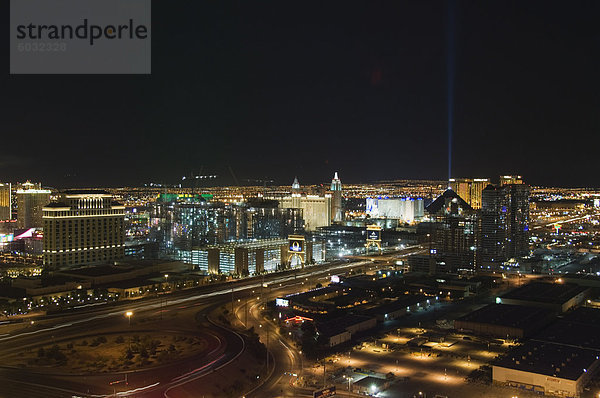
xmin=456 ymin=304 xmax=553 ymax=331
xmin=62 ymin=189 xmax=111 ymax=195
xmin=353 ymin=375 xmax=388 ymax=388
xmin=317 ymin=314 xmax=375 ymax=337
xmin=534 ymin=307 xmax=600 ymax=350
xmin=500 ymin=282 xmax=587 ymax=305
xmin=493 ymin=341 xmax=599 ymax=381
xmin=425 ymin=189 xmax=473 ymax=214
xmin=62 ymin=265 xmax=134 ymax=277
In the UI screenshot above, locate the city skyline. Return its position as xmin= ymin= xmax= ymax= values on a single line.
xmin=2 ymin=1 xmax=600 ymax=187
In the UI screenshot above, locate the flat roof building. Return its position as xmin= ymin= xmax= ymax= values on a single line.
xmin=498 ymin=282 xmax=588 ymax=313
xmin=493 ymin=341 xmax=600 ymax=397
xmin=455 ymin=304 xmax=554 ymax=338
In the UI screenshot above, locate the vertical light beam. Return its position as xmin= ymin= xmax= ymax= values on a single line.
xmin=447 ymin=0 xmax=456 ymax=182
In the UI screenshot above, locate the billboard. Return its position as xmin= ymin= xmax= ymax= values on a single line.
xmin=367 ymin=226 xmax=381 ymax=241
xmin=275 ymin=298 xmax=289 ymax=307
xmin=0 ymin=233 xmax=14 ymax=243
xmin=289 ymin=235 xmax=305 ymax=253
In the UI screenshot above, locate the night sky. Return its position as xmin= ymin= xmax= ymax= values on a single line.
xmin=2 ymin=1 xmax=599 ymax=188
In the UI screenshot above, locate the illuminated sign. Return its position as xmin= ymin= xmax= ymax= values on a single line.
xmin=0 ymin=234 xmax=14 ymax=243
xmin=276 ymin=298 xmax=289 ymax=307
xmin=290 ymin=241 xmax=303 ymax=252
xmin=368 ymin=230 xmax=380 ymax=240
xmin=366 ymin=225 xmax=381 ymax=241
xmin=330 ymin=275 xmax=340 ymax=284
xmin=288 ymin=235 xmax=305 ymax=253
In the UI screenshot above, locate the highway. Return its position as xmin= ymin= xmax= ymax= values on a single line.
xmin=0 ymin=247 xmax=422 ymax=397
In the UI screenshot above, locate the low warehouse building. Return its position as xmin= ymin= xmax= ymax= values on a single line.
xmin=492 ymin=341 xmax=600 ymax=397
xmin=454 ymin=304 xmax=554 ymax=338
xmin=352 ymin=376 xmax=390 ymax=395
xmin=497 ymin=282 xmax=588 ymax=313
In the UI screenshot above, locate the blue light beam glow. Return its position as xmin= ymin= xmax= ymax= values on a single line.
xmin=447 ymin=0 xmax=456 ymax=181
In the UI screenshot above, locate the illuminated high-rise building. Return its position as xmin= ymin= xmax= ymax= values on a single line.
xmin=448 ymin=178 xmax=490 ymax=209
xmin=479 ymin=185 xmax=509 ymax=267
xmin=425 ymin=189 xmax=477 ymax=273
xmin=0 ymin=183 xmax=11 ymax=221
xmin=330 ymin=172 xmax=343 ymax=222
xmin=478 ymin=179 xmax=530 ymax=268
xmin=43 ymin=190 xmax=125 ymax=268
xmin=500 ymin=175 xmax=524 ymax=185
xmin=280 ymin=177 xmax=331 ymax=231
xmin=16 ymin=185 xmax=51 ymax=229
xmin=506 ymin=183 xmax=530 ymax=259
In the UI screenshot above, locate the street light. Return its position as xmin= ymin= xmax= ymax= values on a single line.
xmin=125 ymin=311 xmax=133 ymax=350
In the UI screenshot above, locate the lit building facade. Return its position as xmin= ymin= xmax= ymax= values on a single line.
xmin=479 ymin=184 xmax=509 ymax=267
xmin=17 ymin=187 xmax=51 ymax=229
xmin=279 ymin=178 xmax=332 ymax=231
xmin=478 ymin=180 xmax=530 ymax=267
xmin=506 ymin=183 xmax=530 ymax=259
xmin=500 ymin=175 xmax=524 ymax=185
xmin=330 ymin=172 xmax=343 ymax=222
xmin=43 ymin=190 xmax=125 ymax=268
xmin=448 ymin=178 xmax=490 ymax=209
xmin=0 ymin=183 xmax=11 ymax=221
xmin=179 ymin=238 xmax=325 ymax=275
xmin=151 ymin=195 xmax=304 ymax=254
xmin=365 ymin=197 xmax=424 ymax=223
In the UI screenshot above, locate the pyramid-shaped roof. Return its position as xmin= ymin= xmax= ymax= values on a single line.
xmin=425 ymin=188 xmax=473 ymax=214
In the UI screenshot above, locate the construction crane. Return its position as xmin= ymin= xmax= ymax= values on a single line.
xmin=181 ymin=167 xmax=217 ymax=196
xmin=243 ymin=177 xmax=275 ymax=196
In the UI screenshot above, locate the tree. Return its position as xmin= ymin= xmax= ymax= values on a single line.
xmin=300 ymin=322 xmax=319 ymax=359
xmin=123 ymin=348 xmax=133 ymax=360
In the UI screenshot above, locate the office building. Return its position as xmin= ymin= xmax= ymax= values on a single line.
xmin=425 ymin=189 xmax=477 ymax=273
xmin=448 ymin=178 xmax=490 ymax=209
xmin=279 ymin=178 xmax=331 ymax=231
xmin=43 ymin=190 xmax=125 ymax=268
xmin=330 ymin=172 xmax=343 ymax=222
xmin=0 ymin=183 xmax=11 ymax=221
xmin=16 ymin=186 xmax=51 ymax=229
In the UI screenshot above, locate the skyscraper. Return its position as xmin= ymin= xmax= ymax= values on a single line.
xmin=425 ymin=189 xmax=477 ymax=273
xmin=0 ymin=183 xmax=11 ymax=221
xmin=478 ymin=180 xmax=530 ymax=268
xmin=16 ymin=186 xmax=51 ymax=229
xmin=330 ymin=172 xmax=343 ymax=222
xmin=506 ymin=183 xmax=530 ymax=259
xmin=479 ymin=184 xmax=509 ymax=267
xmin=43 ymin=190 xmax=125 ymax=268
xmin=448 ymin=178 xmax=490 ymax=209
